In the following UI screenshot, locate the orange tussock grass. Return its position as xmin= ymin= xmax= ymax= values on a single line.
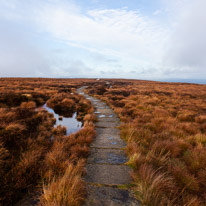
xmin=0 ymin=78 xmax=97 ymax=205
xmin=86 ymin=79 xmax=206 ymax=205
xmin=40 ymin=160 xmax=86 ymax=206
xmin=132 ymin=164 xmax=176 ymax=206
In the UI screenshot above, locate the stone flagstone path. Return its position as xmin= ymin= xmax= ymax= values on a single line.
xmin=77 ymin=87 xmax=139 ymax=206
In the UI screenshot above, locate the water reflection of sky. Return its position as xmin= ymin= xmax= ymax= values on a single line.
xmin=43 ymin=104 xmax=82 ymax=135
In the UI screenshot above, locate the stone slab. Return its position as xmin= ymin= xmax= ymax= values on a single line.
xmin=96 ymin=108 xmax=114 ymax=114
xmin=96 ymin=121 xmax=120 ymax=128
xmin=94 ymin=104 xmax=110 ymax=109
xmin=87 ymin=148 xmax=128 ymax=164
xmin=85 ymin=185 xmax=139 ymax=206
xmin=91 ymin=133 xmax=126 ymax=148
xmin=96 ymin=128 xmax=120 ymax=135
xmin=97 ymin=117 xmax=119 ymax=122
xmin=85 ymin=164 xmax=131 ymax=185
xmin=96 ymin=114 xmax=118 ymax=119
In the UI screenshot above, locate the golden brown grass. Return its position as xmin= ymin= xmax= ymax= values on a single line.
xmin=86 ymin=79 xmax=206 ymax=205
xmin=2 ymin=77 xmax=206 ymax=205
xmin=40 ymin=160 xmax=86 ymax=206
xmin=0 ymin=78 xmax=96 ymax=205
xmin=132 ymin=164 xmax=176 ymax=206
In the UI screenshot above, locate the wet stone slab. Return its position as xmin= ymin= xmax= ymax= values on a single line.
xmin=85 ymin=164 xmax=131 ymax=185
xmin=91 ymin=99 xmax=101 ymax=103
xmin=93 ymin=105 xmax=107 ymax=109
xmin=94 ymin=103 xmax=111 ymax=108
xmin=96 ymin=108 xmax=114 ymax=114
xmin=96 ymin=121 xmax=120 ymax=128
xmin=97 ymin=117 xmax=120 ymax=122
xmin=91 ymin=133 xmax=126 ymax=148
xmin=96 ymin=128 xmax=120 ymax=135
xmin=97 ymin=114 xmax=118 ymax=119
xmin=93 ymin=101 xmax=106 ymax=105
xmin=85 ymin=185 xmax=139 ymax=206
xmin=87 ymin=148 xmax=128 ymax=164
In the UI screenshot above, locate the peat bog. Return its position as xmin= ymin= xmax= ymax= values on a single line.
xmin=43 ymin=103 xmax=82 ymax=135
xmin=0 ymin=78 xmax=206 ymax=206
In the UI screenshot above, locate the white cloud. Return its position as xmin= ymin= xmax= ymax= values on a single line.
xmin=163 ymin=0 xmax=206 ymax=77
xmin=0 ymin=0 xmax=169 ymax=78
xmin=0 ymin=20 xmax=50 ymax=77
xmin=36 ymin=3 xmax=168 ymax=67
xmin=153 ymin=10 xmax=161 ymax=16
xmin=51 ymin=60 xmax=93 ymax=77
xmin=0 ymin=0 xmax=205 ymax=79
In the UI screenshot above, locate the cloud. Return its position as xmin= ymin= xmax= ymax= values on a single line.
xmin=0 ymin=0 xmax=205 ymax=79
xmin=0 ymin=19 xmax=50 ymax=77
xmin=153 ymin=10 xmax=161 ymax=16
xmin=37 ymin=3 xmax=168 ymax=65
xmin=0 ymin=0 xmax=169 ymax=77
xmin=163 ymin=0 xmax=206 ymax=76
xmin=51 ymin=59 xmax=93 ymax=78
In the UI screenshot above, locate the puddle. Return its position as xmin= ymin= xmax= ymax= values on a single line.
xmin=111 ymin=141 xmax=117 ymax=145
xmin=99 ymin=115 xmax=106 ymax=118
xmin=43 ymin=104 xmax=82 ymax=135
xmin=108 ymin=115 xmax=113 ymax=117
xmin=107 ymin=136 xmax=113 ymax=140
xmin=95 ymin=111 xmax=101 ymax=114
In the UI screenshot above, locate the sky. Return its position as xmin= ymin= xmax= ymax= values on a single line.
xmin=0 ymin=0 xmax=206 ymax=80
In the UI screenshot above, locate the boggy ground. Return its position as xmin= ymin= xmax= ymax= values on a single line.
xmin=77 ymin=87 xmax=139 ymax=206
xmin=0 ymin=78 xmax=96 ymax=206
xmin=1 ymin=78 xmax=206 ymax=206
xmin=86 ymin=79 xmax=206 ymax=206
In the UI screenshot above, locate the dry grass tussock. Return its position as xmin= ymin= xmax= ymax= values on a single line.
xmin=86 ymin=79 xmax=206 ymax=205
xmin=40 ymin=160 xmax=86 ymax=206
xmin=132 ymin=164 xmax=176 ymax=206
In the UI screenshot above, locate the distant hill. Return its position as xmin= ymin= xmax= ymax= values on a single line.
xmin=156 ymin=78 xmax=206 ymax=84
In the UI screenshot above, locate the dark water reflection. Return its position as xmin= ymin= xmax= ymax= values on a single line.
xmin=43 ymin=104 xmax=82 ymax=135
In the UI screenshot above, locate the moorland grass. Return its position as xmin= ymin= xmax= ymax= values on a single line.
xmin=0 ymin=78 xmax=96 ymax=205
xmin=86 ymin=79 xmax=206 ymax=205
